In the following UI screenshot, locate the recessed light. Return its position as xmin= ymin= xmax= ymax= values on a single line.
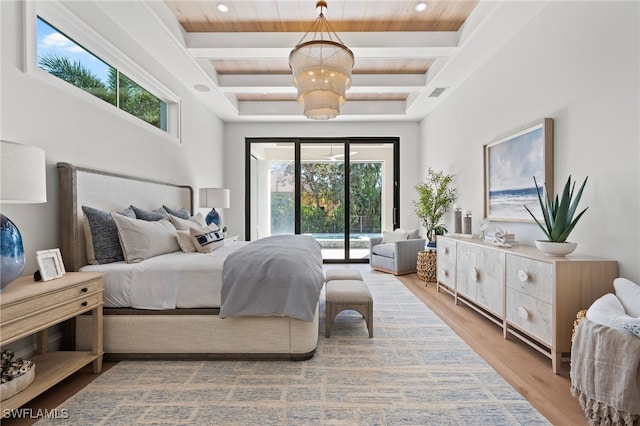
xmin=415 ymin=2 xmax=428 ymax=12
xmin=194 ymin=84 xmax=210 ymax=92
xmin=217 ymin=3 xmax=229 ymax=13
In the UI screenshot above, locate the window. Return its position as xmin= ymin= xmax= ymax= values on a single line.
xmin=36 ymin=17 xmax=169 ymax=132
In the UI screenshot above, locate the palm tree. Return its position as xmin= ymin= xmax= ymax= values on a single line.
xmin=38 ymin=54 xmax=115 ymax=104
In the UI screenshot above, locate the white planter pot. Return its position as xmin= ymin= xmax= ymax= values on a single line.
xmin=535 ymin=240 xmax=577 ymax=256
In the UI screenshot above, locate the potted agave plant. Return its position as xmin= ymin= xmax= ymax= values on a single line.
xmin=524 ymin=175 xmax=588 ymax=256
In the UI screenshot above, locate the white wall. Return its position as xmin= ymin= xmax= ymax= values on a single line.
xmin=419 ymin=1 xmax=640 ymax=281
xmin=1 ymin=1 xmax=224 ymax=354
xmin=224 ymin=122 xmax=422 ymax=240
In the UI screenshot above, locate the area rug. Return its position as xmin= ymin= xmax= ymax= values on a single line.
xmin=38 ymin=271 xmax=549 ymax=425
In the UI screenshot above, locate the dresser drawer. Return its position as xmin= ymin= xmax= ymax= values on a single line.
xmin=1 ymin=294 xmax=101 ymax=343
xmin=437 ymin=238 xmax=456 ymax=264
xmin=437 ymin=260 xmax=456 ymax=288
xmin=506 ymin=288 xmax=552 ymax=344
xmin=1 ymin=279 xmax=102 ymax=324
xmin=506 ymin=255 xmax=553 ymax=303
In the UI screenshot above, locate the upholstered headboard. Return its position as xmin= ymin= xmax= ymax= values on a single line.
xmin=57 ymin=162 xmax=193 ymax=271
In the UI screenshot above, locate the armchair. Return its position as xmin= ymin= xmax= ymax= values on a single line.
xmin=369 ymin=229 xmax=425 ymax=275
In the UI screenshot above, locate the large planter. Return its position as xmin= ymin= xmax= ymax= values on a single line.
xmin=535 ymin=240 xmax=577 ymax=256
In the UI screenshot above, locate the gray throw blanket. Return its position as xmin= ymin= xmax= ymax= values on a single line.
xmin=571 ymin=318 xmax=640 ymax=425
xmin=220 ymin=234 xmax=324 ymax=321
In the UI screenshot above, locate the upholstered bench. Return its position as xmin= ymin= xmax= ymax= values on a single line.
xmin=325 ymin=269 xmax=373 ymax=338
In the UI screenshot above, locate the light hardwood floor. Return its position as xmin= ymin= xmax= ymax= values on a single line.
xmin=3 ymin=268 xmax=587 ymax=425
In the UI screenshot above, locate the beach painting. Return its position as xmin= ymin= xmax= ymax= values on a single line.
xmin=484 ymin=118 xmax=553 ymax=222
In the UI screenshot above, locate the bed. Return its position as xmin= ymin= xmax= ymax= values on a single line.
xmin=58 ymin=162 xmax=323 ymax=361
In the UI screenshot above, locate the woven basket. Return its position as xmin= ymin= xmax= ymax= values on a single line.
xmin=417 ymin=250 xmax=437 ymax=283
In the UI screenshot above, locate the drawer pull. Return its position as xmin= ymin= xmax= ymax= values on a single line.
xmin=518 ymin=306 xmax=529 ymax=320
xmin=472 ymin=267 xmax=479 ymax=283
xmin=81 ymin=287 xmax=88 ymax=293
xmin=518 ymin=270 xmax=529 ymax=282
xmin=442 ymin=268 xmax=449 ymax=277
xmin=81 ymin=301 xmax=88 ymax=307
xmin=443 ymin=247 xmax=449 ymax=255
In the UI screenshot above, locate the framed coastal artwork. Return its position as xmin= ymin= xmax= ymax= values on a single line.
xmin=483 ymin=118 xmax=553 ymax=222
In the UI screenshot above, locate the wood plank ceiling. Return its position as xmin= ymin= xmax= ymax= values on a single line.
xmin=163 ymin=0 xmax=478 ymax=120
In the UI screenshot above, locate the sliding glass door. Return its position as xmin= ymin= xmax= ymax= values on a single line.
xmin=246 ymin=138 xmax=398 ymax=262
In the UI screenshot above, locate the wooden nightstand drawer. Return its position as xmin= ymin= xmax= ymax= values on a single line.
xmin=1 ymin=294 xmax=100 ymax=343
xmin=506 ymin=255 xmax=553 ymax=303
xmin=1 ymin=279 xmax=101 ymax=324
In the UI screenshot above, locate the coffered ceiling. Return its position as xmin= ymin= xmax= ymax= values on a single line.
xmin=158 ymin=0 xmax=480 ymax=121
xmin=103 ymin=0 xmax=547 ymax=122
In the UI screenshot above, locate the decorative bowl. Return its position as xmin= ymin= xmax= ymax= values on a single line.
xmin=535 ymin=240 xmax=577 ymax=256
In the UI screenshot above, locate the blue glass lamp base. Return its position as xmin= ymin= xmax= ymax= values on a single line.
xmin=1 ymin=214 xmax=25 ymax=291
xmin=205 ymin=208 xmax=221 ymax=227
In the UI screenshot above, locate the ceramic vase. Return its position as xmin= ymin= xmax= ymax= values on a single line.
xmin=1 ymin=214 xmax=25 ymax=290
xmin=535 ymin=240 xmax=577 ymax=256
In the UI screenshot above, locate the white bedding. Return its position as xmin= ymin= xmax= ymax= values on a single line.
xmin=80 ymin=240 xmax=247 ymax=309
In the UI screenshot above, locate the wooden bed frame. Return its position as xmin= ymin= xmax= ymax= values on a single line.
xmin=58 ymin=162 xmax=319 ymax=361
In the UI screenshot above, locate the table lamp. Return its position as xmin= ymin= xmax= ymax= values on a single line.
xmin=199 ymin=188 xmax=230 ymax=227
xmin=1 ymin=140 xmax=47 ymax=291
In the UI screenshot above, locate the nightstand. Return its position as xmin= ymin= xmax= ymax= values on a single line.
xmin=0 ymin=272 xmax=104 ymax=411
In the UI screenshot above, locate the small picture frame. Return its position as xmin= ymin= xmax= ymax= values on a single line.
xmin=36 ymin=249 xmax=65 ymax=281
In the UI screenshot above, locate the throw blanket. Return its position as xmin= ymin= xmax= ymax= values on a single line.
xmin=220 ymin=234 xmax=324 ymax=321
xmin=571 ymin=318 xmax=640 ymax=425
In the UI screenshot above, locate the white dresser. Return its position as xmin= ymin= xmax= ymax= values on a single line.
xmin=436 ymin=236 xmax=617 ymax=373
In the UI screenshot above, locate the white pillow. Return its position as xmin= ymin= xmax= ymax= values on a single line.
xmin=190 ymin=225 xmax=224 ymax=253
xmin=169 ymin=214 xmax=205 ymax=231
xmin=382 ymin=230 xmax=408 ymax=243
xmin=586 ymin=293 xmax=640 ymax=333
xmin=613 ymin=278 xmax=640 ymax=317
xmin=176 ymin=230 xmax=197 ymax=253
xmin=189 ymin=212 xmax=207 ymax=228
xmin=111 ymin=214 xmax=180 ymax=263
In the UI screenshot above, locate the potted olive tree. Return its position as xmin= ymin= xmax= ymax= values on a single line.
xmin=524 ymin=175 xmax=588 ymax=256
xmin=413 ymin=168 xmax=456 ymax=248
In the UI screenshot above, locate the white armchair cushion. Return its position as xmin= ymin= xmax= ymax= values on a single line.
xmin=613 ymin=278 xmax=640 ymax=317
xmin=587 ymin=293 xmax=640 ymax=335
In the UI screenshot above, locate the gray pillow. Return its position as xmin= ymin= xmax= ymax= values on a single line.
xmin=82 ymin=205 xmax=135 ymax=264
xmin=163 ymin=205 xmax=190 ymax=220
xmin=131 ymin=205 xmax=169 ymax=221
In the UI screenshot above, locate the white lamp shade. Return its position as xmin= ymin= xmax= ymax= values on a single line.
xmin=0 ymin=141 xmax=47 ymax=204
xmin=199 ymin=188 xmax=230 ymax=209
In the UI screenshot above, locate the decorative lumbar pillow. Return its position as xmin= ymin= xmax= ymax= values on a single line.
xmin=176 ymin=230 xmax=197 ymax=253
xmin=382 ymin=230 xmax=408 ymax=244
xmin=189 ymin=225 xmax=224 ymax=253
xmin=169 ymin=214 xmax=204 ymax=231
xmin=163 ymin=205 xmax=190 ymax=220
xmin=613 ymin=278 xmax=640 ymax=317
xmin=111 ymin=213 xmax=179 ymax=263
xmin=131 ymin=205 xmax=169 ymax=221
xmin=82 ymin=205 xmax=136 ymax=264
